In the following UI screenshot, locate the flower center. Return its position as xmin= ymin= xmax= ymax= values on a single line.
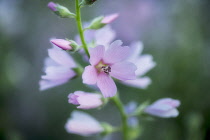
xmin=95 ymin=62 xmax=111 ymax=74
xmin=101 ymin=65 xmax=111 ymax=74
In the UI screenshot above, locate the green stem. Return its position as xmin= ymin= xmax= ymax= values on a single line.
xmin=75 ymin=0 xmax=90 ymax=57
xmin=111 ymin=95 xmax=129 ymax=140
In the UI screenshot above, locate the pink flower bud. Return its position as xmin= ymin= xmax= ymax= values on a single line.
xmin=50 ymin=39 xmax=72 ymax=50
xmin=144 ymin=98 xmax=180 ymax=118
xmin=101 ymin=13 xmax=119 ymax=24
xmin=47 ymin=2 xmax=57 ymax=12
xmin=68 ymin=91 xmax=103 ymax=109
xmin=65 ymin=111 xmax=103 ymax=136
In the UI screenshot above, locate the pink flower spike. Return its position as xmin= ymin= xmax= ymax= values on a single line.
xmin=47 ymin=2 xmax=57 ymax=11
xmin=50 ymin=39 xmax=72 ymax=50
xmin=101 ymin=13 xmax=119 ymax=24
xmin=82 ymin=40 xmax=137 ymax=97
xmin=65 ymin=111 xmax=103 ymax=136
xmin=144 ymin=98 xmax=181 ymax=118
xmin=68 ymin=91 xmax=103 ymax=109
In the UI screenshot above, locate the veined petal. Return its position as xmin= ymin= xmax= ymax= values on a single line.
xmin=97 ymin=73 xmax=117 ymax=97
xmin=122 ymin=77 xmax=151 ymax=89
xmin=82 ymin=66 xmax=98 ymax=85
xmin=103 ymin=40 xmax=132 ymax=64
xmin=110 ymin=62 xmax=137 ymax=81
xmin=48 ymin=46 xmax=76 ymax=67
xmin=89 ymin=45 xmax=105 ymax=65
xmin=135 ymin=54 xmax=156 ymax=76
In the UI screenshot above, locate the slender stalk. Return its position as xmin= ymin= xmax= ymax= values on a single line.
xmin=111 ymin=95 xmax=129 ymax=140
xmin=75 ymin=0 xmax=90 ymax=57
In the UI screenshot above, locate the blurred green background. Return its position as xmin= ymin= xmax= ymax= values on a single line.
xmin=0 ymin=0 xmax=210 ymax=140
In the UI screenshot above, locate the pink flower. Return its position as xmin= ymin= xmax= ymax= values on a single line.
xmin=144 ymin=98 xmax=180 ymax=118
xmin=121 ymin=41 xmax=156 ymax=89
xmin=47 ymin=2 xmax=57 ymax=12
xmin=101 ymin=13 xmax=119 ymax=24
xmin=39 ymin=46 xmax=76 ymax=90
xmin=50 ymin=39 xmax=72 ymax=50
xmin=65 ymin=111 xmax=103 ymax=136
xmin=68 ymin=91 xmax=103 ymax=109
xmin=82 ymin=40 xmax=137 ymax=97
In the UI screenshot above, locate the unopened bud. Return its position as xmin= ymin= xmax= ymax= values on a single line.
xmin=51 ymin=39 xmax=72 ymax=50
xmin=47 ymin=2 xmax=76 ymax=18
xmin=87 ymin=13 xmax=119 ymax=30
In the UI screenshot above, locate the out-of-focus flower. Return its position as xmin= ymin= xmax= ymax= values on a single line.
xmin=144 ymin=98 xmax=180 ymax=118
xmin=39 ymin=46 xmax=77 ymax=90
xmin=124 ymin=102 xmax=139 ymax=127
xmin=47 ymin=2 xmax=57 ymax=11
xmin=68 ymin=91 xmax=103 ymax=109
xmin=122 ymin=41 xmax=156 ymax=89
xmin=50 ymin=39 xmax=72 ymax=50
xmin=65 ymin=111 xmax=103 ymax=136
xmin=87 ymin=13 xmax=119 ymax=30
xmin=82 ymin=40 xmax=137 ymax=97
xmin=76 ymin=25 xmax=116 ymax=48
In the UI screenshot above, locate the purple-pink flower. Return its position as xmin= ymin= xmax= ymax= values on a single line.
xmin=65 ymin=111 xmax=103 ymax=136
xmin=39 ymin=46 xmax=76 ymax=90
xmin=122 ymin=41 xmax=156 ymax=89
xmin=82 ymin=40 xmax=137 ymax=97
xmin=144 ymin=98 xmax=180 ymax=118
xmin=50 ymin=39 xmax=72 ymax=50
xmin=68 ymin=91 xmax=103 ymax=109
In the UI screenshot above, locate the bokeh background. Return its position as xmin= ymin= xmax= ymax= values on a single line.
xmin=0 ymin=0 xmax=210 ymax=140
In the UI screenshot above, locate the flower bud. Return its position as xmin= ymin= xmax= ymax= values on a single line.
xmin=82 ymin=0 xmax=98 ymax=5
xmin=50 ymin=39 xmax=72 ymax=50
xmin=144 ymin=98 xmax=180 ymax=118
xmin=47 ymin=2 xmax=76 ymax=18
xmin=65 ymin=111 xmax=104 ymax=136
xmin=87 ymin=13 xmax=119 ymax=30
xmin=68 ymin=91 xmax=103 ymax=109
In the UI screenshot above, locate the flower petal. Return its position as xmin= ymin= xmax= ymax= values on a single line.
xmin=39 ymin=79 xmax=68 ymax=91
xmin=97 ymin=73 xmax=117 ymax=97
xmin=103 ymin=40 xmax=132 ymax=64
xmin=89 ymin=45 xmax=105 ymax=65
xmin=110 ymin=61 xmax=137 ymax=81
xmin=82 ymin=66 xmax=98 ymax=85
xmin=48 ymin=46 xmax=76 ymax=67
xmin=135 ymin=54 xmax=156 ymax=76
xmin=127 ymin=41 xmax=144 ymax=62
xmin=122 ymin=77 xmax=151 ymax=89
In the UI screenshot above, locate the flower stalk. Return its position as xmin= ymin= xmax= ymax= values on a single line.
xmin=75 ymin=0 xmax=90 ymax=57
xmin=111 ymin=94 xmax=129 ymax=140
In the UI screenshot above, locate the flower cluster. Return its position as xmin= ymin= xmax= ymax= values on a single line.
xmin=39 ymin=1 xmax=181 ymax=139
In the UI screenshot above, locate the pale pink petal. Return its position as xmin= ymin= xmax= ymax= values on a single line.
xmin=127 ymin=41 xmax=144 ymax=62
xmin=97 ymin=73 xmax=117 ymax=97
xmin=65 ymin=111 xmax=103 ymax=136
xmin=94 ymin=25 xmax=116 ymax=48
xmin=48 ymin=47 xmax=76 ymax=67
xmin=103 ymin=40 xmax=132 ymax=64
xmin=135 ymin=54 xmax=156 ymax=76
xmin=101 ymin=13 xmax=119 ymax=24
xmin=89 ymin=45 xmax=105 ymax=65
xmin=122 ymin=77 xmax=151 ymax=89
xmin=39 ymin=79 xmax=69 ymax=91
xmin=50 ymin=39 xmax=72 ymax=50
xmin=110 ymin=62 xmax=137 ymax=81
xmin=82 ymin=66 xmax=98 ymax=85
xmin=68 ymin=93 xmax=80 ymax=105
xmin=42 ymin=66 xmax=76 ymax=80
